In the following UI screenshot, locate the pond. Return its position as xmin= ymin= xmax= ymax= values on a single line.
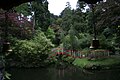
xmin=8 ymin=67 xmax=120 ymax=80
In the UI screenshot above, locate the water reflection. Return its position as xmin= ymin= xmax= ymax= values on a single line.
xmin=8 ymin=67 xmax=120 ymax=80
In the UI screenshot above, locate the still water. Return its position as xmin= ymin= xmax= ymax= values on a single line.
xmin=8 ymin=67 xmax=120 ymax=80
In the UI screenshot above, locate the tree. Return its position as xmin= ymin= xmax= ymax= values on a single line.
xmin=94 ymin=0 xmax=120 ymax=51
xmin=15 ymin=0 xmax=50 ymax=32
xmin=73 ymin=1 xmax=88 ymax=33
xmin=63 ymin=25 xmax=79 ymax=50
xmin=0 ymin=9 xmax=34 ymax=39
xmin=95 ymin=0 xmax=120 ymax=34
xmin=60 ymin=2 xmax=73 ymax=34
xmin=15 ymin=2 xmax=33 ymax=16
xmin=32 ymin=0 xmax=50 ymax=31
xmin=9 ymin=31 xmax=54 ymax=67
xmin=45 ymin=27 xmax=55 ymax=42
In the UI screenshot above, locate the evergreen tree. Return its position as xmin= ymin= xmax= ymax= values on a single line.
xmin=32 ymin=0 xmax=50 ymax=31
xmin=60 ymin=2 xmax=73 ymax=34
xmin=73 ymin=1 xmax=88 ymax=33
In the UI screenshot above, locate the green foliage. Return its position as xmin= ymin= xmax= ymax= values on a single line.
xmin=95 ymin=0 xmax=120 ymax=34
xmin=49 ymin=13 xmax=59 ymax=24
xmin=45 ymin=27 xmax=55 ymax=42
xmin=60 ymin=3 xmax=73 ymax=33
xmin=102 ymin=27 xmax=113 ymax=38
xmin=73 ymin=4 xmax=88 ymax=33
xmin=73 ymin=56 xmax=120 ymax=69
xmin=62 ymin=31 xmax=92 ymax=50
xmin=1 ymin=0 xmax=120 ymax=69
xmin=49 ymin=52 xmax=75 ymax=68
xmin=78 ymin=33 xmax=92 ymax=49
xmin=15 ymin=3 xmax=32 ymax=16
xmin=32 ymin=0 xmax=50 ymax=31
xmin=15 ymin=0 xmax=50 ymax=31
xmin=4 ymin=71 xmax=11 ymax=80
xmin=55 ymin=18 xmax=62 ymax=25
xmin=56 ymin=55 xmax=75 ymax=66
xmin=10 ymin=31 xmax=54 ymax=67
xmin=98 ymin=34 xmax=115 ymax=52
xmin=63 ymin=26 xmax=79 ymax=50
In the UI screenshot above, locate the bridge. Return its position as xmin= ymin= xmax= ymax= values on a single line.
xmin=50 ymin=48 xmax=110 ymax=59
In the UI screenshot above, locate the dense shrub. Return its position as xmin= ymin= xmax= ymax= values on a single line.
xmin=7 ymin=31 xmax=54 ymax=67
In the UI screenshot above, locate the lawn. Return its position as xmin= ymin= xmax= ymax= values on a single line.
xmin=73 ymin=55 xmax=120 ymax=69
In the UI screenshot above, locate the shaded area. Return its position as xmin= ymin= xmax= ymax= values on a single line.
xmin=8 ymin=67 xmax=120 ymax=80
xmin=0 ymin=0 xmax=35 ymax=10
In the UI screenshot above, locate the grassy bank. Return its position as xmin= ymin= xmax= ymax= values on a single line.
xmin=73 ymin=55 xmax=120 ymax=70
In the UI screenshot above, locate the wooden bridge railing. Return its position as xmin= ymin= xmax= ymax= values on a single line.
xmin=50 ymin=48 xmax=110 ymax=59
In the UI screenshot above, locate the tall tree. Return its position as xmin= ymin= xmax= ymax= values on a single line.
xmin=63 ymin=25 xmax=79 ymax=50
xmin=91 ymin=0 xmax=120 ymax=51
xmin=95 ymin=0 xmax=120 ymax=34
xmin=60 ymin=2 xmax=73 ymax=34
xmin=73 ymin=1 xmax=88 ymax=33
xmin=32 ymin=0 xmax=50 ymax=31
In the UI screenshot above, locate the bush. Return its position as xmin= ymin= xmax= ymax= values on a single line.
xmin=8 ymin=31 xmax=54 ymax=67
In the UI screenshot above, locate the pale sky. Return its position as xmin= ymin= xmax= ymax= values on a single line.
xmin=47 ymin=0 xmax=78 ymax=15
